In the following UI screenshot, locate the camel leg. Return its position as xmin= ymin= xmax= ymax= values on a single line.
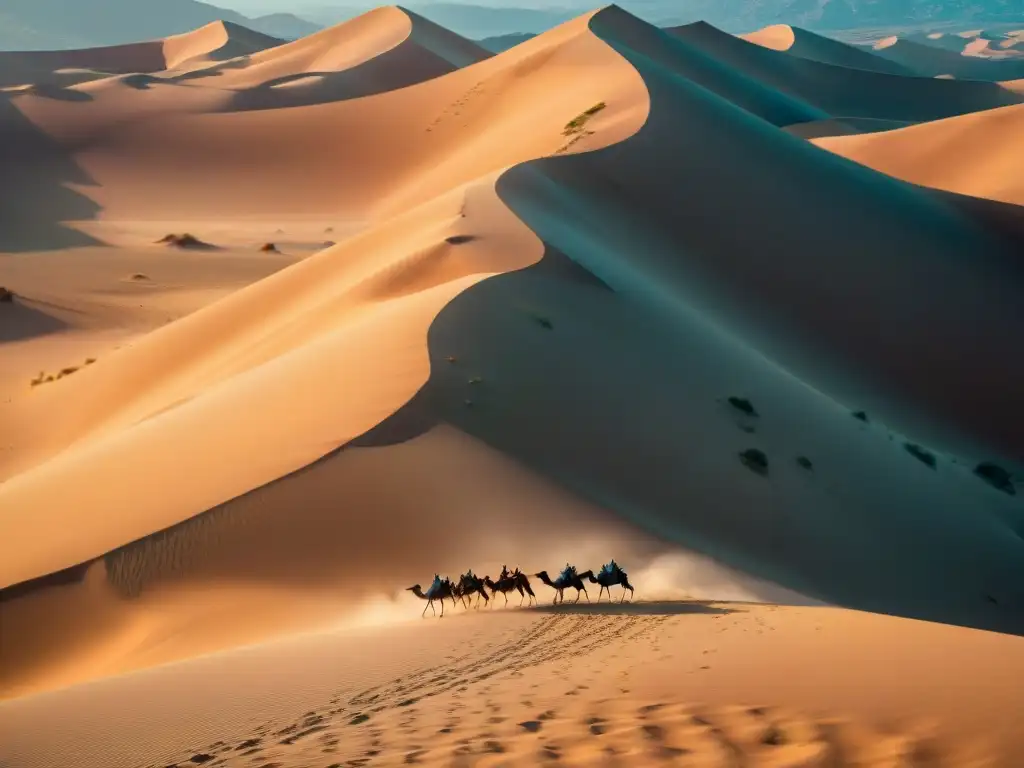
xmin=598 ymin=585 xmax=606 ymax=602
xmin=503 ymin=591 xmax=509 ymax=607
xmin=422 ymin=601 xmax=430 ymax=618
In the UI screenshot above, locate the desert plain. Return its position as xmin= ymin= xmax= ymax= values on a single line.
xmin=2 ymin=6 xmax=1024 ymax=767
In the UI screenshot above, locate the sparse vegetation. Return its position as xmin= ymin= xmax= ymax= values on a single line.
xmin=739 ymin=448 xmax=769 ymax=476
xmin=0 ymin=286 xmax=14 ymax=303
xmin=531 ymin=313 xmax=554 ymax=330
xmin=30 ymin=357 xmax=96 ymax=387
xmin=852 ymin=410 xmax=869 ymax=423
xmin=974 ymin=462 xmax=1015 ymax=496
xmin=129 ymin=273 xmax=150 ymax=281
xmin=904 ymin=442 xmax=936 ymax=469
xmin=796 ymin=456 xmax=813 ymax=470
xmin=157 ymin=233 xmax=213 ymax=250
xmin=727 ymin=396 xmax=758 ymax=417
xmin=563 ymin=102 xmax=606 ymax=136
xmin=259 ymin=242 xmax=278 ymax=252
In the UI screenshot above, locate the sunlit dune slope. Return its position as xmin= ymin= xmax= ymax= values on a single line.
xmin=814 ymin=102 xmax=1024 ymax=206
xmin=739 ymin=23 xmax=915 ymax=76
xmin=666 ymin=21 xmax=1023 ymax=124
xmin=4 ymin=4 xmax=1024 ymax=702
xmin=152 ymin=6 xmax=492 ymax=107
xmin=0 ymin=4 xmax=646 ymax=620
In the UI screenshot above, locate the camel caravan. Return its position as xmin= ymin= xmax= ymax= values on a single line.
xmin=406 ymin=561 xmax=635 ymax=617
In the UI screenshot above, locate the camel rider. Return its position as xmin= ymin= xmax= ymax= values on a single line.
xmin=500 ymin=565 xmax=511 ymax=581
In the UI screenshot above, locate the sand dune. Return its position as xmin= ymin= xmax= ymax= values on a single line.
xmin=6 ymin=602 xmax=1024 ymax=768
xmin=4 ymin=6 xmax=1024 ymax=764
xmin=0 ymin=21 xmax=282 ymax=89
xmin=870 ymin=35 xmax=1024 ymax=80
xmin=815 ymin=103 xmax=1024 ymax=206
xmin=667 ymin=21 xmax=1023 ymax=125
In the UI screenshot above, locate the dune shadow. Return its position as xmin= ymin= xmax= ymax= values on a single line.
xmin=23 ymin=83 xmax=93 ymax=102
xmin=224 ymin=44 xmax=459 ymax=112
xmin=527 ymin=600 xmax=738 ymax=617
xmin=0 ymin=93 xmax=102 ymax=252
xmin=169 ymin=55 xmax=253 ymax=83
xmin=0 ymin=298 xmax=70 ymax=342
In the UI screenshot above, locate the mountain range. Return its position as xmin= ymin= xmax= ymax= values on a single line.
xmin=3 ymin=0 xmax=1021 ymax=50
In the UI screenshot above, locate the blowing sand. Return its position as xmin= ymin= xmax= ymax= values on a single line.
xmin=3 ymin=5 xmax=1024 ymax=767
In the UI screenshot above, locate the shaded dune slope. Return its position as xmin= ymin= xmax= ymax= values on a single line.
xmin=739 ymin=24 xmax=916 ymax=76
xmin=4 ymin=6 xmax=1024 ymax=697
xmin=815 ymin=103 xmax=1024 ymax=206
xmin=666 ymin=22 xmax=1024 ymax=124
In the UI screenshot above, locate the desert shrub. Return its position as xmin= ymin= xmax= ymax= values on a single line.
xmin=739 ymin=448 xmax=769 ymax=476
xmin=904 ymin=442 xmax=936 ymax=469
xmin=974 ymin=462 xmax=1015 ymax=495
xmin=0 ymin=287 xmax=13 ymax=303
xmin=796 ymin=456 xmax=813 ymax=470
xmin=259 ymin=242 xmax=278 ymax=252
xmin=852 ymin=410 xmax=869 ymax=423
xmin=727 ymin=396 xmax=758 ymax=417
xmin=563 ymin=102 xmax=606 ymax=135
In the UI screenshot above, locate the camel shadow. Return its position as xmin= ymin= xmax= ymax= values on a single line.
xmin=527 ymin=600 xmax=739 ymax=617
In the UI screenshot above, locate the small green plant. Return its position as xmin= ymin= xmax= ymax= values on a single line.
xmin=904 ymin=442 xmax=936 ymax=469
xmin=852 ymin=410 xmax=869 ymax=423
xmin=739 ymin=448 xmax=769 ymax=476
xmin=796 ymin=456 xmax=813 ymax=470
xmin=727 ymin=396 xmax=758 ymax=417
xmin=563 ymin=102 xmax=606 ymax=136
xmin=532 ymin=314 xmax=553 ymax=330
xmin=974 ymin=462 xmax=1015 ymax=495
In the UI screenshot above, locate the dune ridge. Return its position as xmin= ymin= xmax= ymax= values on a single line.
xmin=3 ymin=11 xmax=1024 ymax=759
xmin=814 ymin=102 xmax=1024 ymax=205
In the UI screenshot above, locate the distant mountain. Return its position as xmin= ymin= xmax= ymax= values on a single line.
xmin=299 ymin=1 xmax=1023 ymax=36
xmin=476 ymin=32 xmax=535 ymax=52
xmin=638 ymin=0 xmax=1023 ymax=32
xmin=0 ymin=0 xmax=319 ymax=50
xmin=246 ymin=13 xmax=322 ymax=40
xmin=298 ymin=3 xmax=577 ymax=38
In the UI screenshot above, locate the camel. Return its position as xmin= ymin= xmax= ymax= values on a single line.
xmin=510 ymin=567 xmax=537 ymax=606
xmin=534 ymin=564 xmax=592 ymax=604
xmin=483 ymin=572 xmax=521 ymax=606
xmin=407 ymin=574 xmax=456 ymax=617
xmin=455 ymin=570 xmax=489 ymax=609
xmin=589 ymin=560 xmax=635 ymax=602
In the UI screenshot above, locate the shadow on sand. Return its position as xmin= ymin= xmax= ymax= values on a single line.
xmin=0 ymin=92 xmax=102 ymax=252
xmin=526 ymin=600 xmax=739 ymax=617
